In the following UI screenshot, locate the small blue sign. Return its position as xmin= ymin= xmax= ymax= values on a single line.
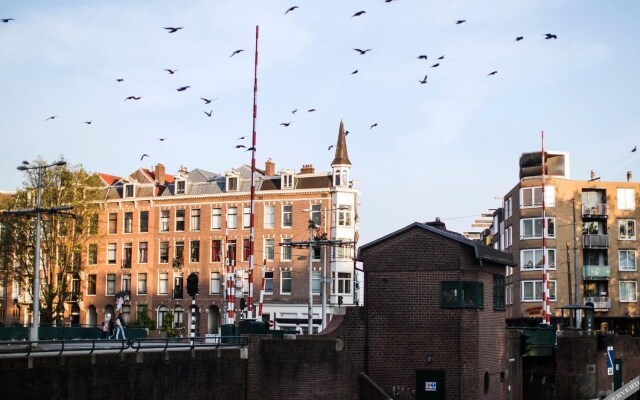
xmin=425 ymin=382 xmax=437 ymax=392
xmin=607 ymin=346 xmax=614 ymax=376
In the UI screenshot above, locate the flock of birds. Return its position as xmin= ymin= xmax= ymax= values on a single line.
xmin=2 ymin=4 xmax=562 ymax=162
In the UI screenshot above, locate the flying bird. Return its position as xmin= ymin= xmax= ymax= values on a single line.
xmin=354 ymin=48 xmax=372 ymax=55
xmin=456 ymin=20 xmax=466 ymax=24
xmin=328 ymin=145 xmax=335 ymax=151
xmin=307 ymin=108 xmax=316 ymax=112
xmin=352 ymin=10 xmax=366 ymax=17
xmin=370 ymin=123 xmax=378 ymax=129
xmin=176 ymin=86 xmax=191 ymax=91
xmin=632 ymin=146 xmax=637 ymax=153
xmin=385 ymin=0 xmax=396 ymax=2
xmin=430 ymin=63 xmax=440 ymax=68
xmin=285 ymin=6 xmax=299 ymax=14
xmin=245 ymin=146 xmax=256 ymax=152
xmin=230 ymin=49 xmax=245 ymax=57
xmin=124 ymin=96 xmax=141 ymax=101
xmin=544 ymin=33 xmax=557 ymax=40
xmin=438 ymin=55 xmax=445 ymax=60
xmin=158 ymin=138 xmax=166 ymax=141
xmin=351 ymin=69 xmax=359 ymax=75
xmin=164 ymin=27 xmax=183 ymax=33
xmin=45 ymin=116 xmax=57 ymax=121
xmin=115 ymin=78 xmax=124 ymax=82
xmin=417 ymin=55 xmax=428 ymax=60
xmin=237 ymin=136 xmax=245 ymax=140
xmin=291 ymin=109 xmax=298 ymax=114
xmin=1 ymin=18 xmax=15 ymax=23
xmin=84 ymin=121 xmax=92 ymax=125
xmin=235 ymin=144 xmax=246 ymax=149
xmin=515 ymin=36 xmax=524 ymax=41
xmin=487 ymin=71 xmax=498 ymax=76
xmin=204 ymin=110 xmax=212 ymax=117
xmin=164 ymin=69 xmax=177 ymax=74
xmin=419 ymin=75 xmax=428 ymax=84
xmin=280 ymin=122 xmax=292 ymax=127
xmin=344 ymin=130 xmax=350 ymax=136
xmin=200 ymin=97 xmax=217 ymax=104
xmin=140 ymin=154 xmax=149 ymax=161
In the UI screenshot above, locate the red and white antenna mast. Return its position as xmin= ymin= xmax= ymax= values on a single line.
xmin=247 ymin=25 xmax=259 ymax=319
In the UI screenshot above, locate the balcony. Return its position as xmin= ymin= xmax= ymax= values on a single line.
xmin=121 ymin=259 xmax=132 ymax=269
xmin=583 ymin=296 xmax=611 ymax=311
xmin=582 ymin=203 xmax=608 ymax=218
xmin=582 ymin=234 xmax=609 ymax=249
xmin=173 ymin=288 xmax=183 ymax=299
xmin=582 ymin=265 xmax=610 ymax=280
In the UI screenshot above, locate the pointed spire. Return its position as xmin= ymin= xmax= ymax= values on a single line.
xmin=331 ymin=119 xmax=351 ymax=167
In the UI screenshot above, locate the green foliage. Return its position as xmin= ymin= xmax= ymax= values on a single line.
xmin=129 ymin=304 xmax=155 ymax=330
xmin=162 ymin=311 xmax=179 ymax=337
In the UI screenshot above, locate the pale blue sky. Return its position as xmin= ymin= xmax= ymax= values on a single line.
xmin=2 ymin=1 xmax=640 ymax=245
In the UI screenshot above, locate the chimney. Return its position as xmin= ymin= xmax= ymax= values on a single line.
xmin=155 ymin=163 xmax=166 ymax=185
xmin=300 ymin=164 xmax=315 ymax=174
xmin=590 ymin=170 xmax=596 ymax=180
xmin=628 ymin=171 xmax=632 ymax=182
xmin=425 ymin=217 xmax=447 ymax=231
xmin=265 ymin=158 xmax=275 ymax=176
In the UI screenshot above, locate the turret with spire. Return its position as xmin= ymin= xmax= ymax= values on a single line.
xmin=331 ymin=119 xmax=351 ymax=187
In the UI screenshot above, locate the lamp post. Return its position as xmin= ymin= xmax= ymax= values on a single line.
xmin=307 ymin=219 xmax=315 ymax=334
xmin=16 ymin=159 xmax=67 ymax=343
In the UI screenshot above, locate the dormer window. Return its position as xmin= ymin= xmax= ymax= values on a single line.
xmin=280 ymin=170 xmax=294 ymax=190
xmin=227 ymin=176 xmax=238 ymax=191
xmin=176 ymin=180 xmax=186 ymax=195
xmin=124 ymin=183 xmax=134 ymax=198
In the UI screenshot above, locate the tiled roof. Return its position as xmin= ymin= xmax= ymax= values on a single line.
xmin=99 ymin=173 xmax=121 ymax=186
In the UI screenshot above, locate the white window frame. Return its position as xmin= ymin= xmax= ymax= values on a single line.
xmin=619 ymin=250 xmax=637 ymax=271
xmin=521 ymin=217 xmax=555 ymax=239
xmin=243 ymin=206 xmax=251 ymax=229
xmin=137 ymin=273 xmax=147 ymax=295
xmin=281 ymin=173 xmax=294 ymax=189
xmin=124 ymin=183 xmax=134 ymax=198
xmin=521 ymin=280 xmax=556 ymax=302
xmin=264 ymin=271 xmax=274 ymax=294
xmin=190 ymin=240 xmax=200 ymax=263
xmin=281 ymin=238 xmax=292 ymax=261
xmin=505 ymin=284 xmax=513 ymax=305
xmin=619 ymin=281 xmax=637 ymax=302
xmin=211 ymin=208 xmax=222 ymax=230
xmin=173 ymin=306 xmax=184 ymax=328
xmin=333 ymin=272 xmax=352 ymax=295
xmin=123 ymin=211 xmax=133 ymax=234
xmin=210 ymin=272 xmax=221 ymax=294
xmin=521 ymin=248 xmax=556 ymax=270
xmin=227 ymin=176 xmax=238 ymax=191
xmin=159 ymin=241 xmax=169 ymax=263
xmin=107 ymin=243 xmax=116 ymax=264
xmin=227 ymin=207 xmax=237 ymax=229
xmin=280 ymin=270 xmax=292 ymax=295
xmin=264 ymin=238 xmax=275 ymax=261
xmin=617 ymin=188 xmax=635 ymax=210
xmin=157 ymin=305 xmax=168 ymax=329
xmin=618 ymin=219 xmax=636 ymax=240
xmin=122 ymin=273 xmax=131 ymax=292
xmin=503 ymin=197 xmax=512 ymax=219
xmin=158 ymin=272 xmax=169 ymax=295
xmin=312 ymin=270 xmax=321 ymax=295
xmin=160 ymin=210 xmax=170 ymax=232
xmin=264 ymin=205 xmax=275 ymax=229
xmin=338 ymin=206 xmax=352 ymax=227
xmin=176 ymin=180 xmax=186 ymax=195
xmin=520 ymin=186 xmax=555 ymax=208
xmin=282 ymin=205 xmax=292 ymax=228
xmin=191 ymin=208 xmax=201 ymax=231
xmin=106 ymin=273 xmax=116 ymax=296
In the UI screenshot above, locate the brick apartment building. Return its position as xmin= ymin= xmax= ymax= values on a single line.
xmin=492 ymin=151 xmax=639 ymax=333
xmin=358 ymin=219 xmax=515 ymax=400
xmin=1 ymin=120 xmax=360 ymax=335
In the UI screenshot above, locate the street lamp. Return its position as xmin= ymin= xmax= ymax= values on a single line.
xmin=307 ymin=219 xmax=315 ymax=335
xmin=16 ymin=159 xmax=67 ymax=343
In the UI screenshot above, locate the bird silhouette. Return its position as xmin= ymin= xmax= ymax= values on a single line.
xmin=419 ymin=75 xmax=428 ymax=84
xmin=515 ymin=36 xmax=524 ymax=41
xmin=487 ymin=71 xmax=498 ymax=76
xmin=544 ymin=33 xmax=557 ymax=40
xmin=417 ymin=55 xmax=428 ymax=60
xmin=204 ymin=110 xmax=212 ymax=117
xmin=245 ymin=146 xmax=256 ymax=152
xmin=164 ymin=69 xmax=177 ymax=74
xmin=351 ymin=69 xmax=359 ymax=75
xmin=285 ymin=6 xmax=299 ymax=14
xmin=164 ymin=27 xmax=183 ymax=33
xmin=115 ymin=78 xmax=124 ymax=82
xmin=1 ymin=18 xmax=15 ymax=23
xmin=140 ymin=154 xmax=149 ymax=161
xmin=345 ymin=130 xmax=350 ymax=136
xmin=280 ymin=122 xmax=292 ymax=127
xmin=176 ymin=86 xmax=191 ymax=91
xmin=308 ymin=108 xmax=316 ymax=112
xmin=237 ymin=136 xmax=245 ymax=140
xmin=431 ymin=63 xmax=440 ymax=68
xmin=158 ymin=138 xmax=166 ymax=141
xmin=456 ymin=20 xmax=466 ymax=24
xmin=201 ymin=97 xmax=217 ymax=104
xmin=230 ymin=49 xmax=245 ymax=57
xmin=354 ymin=48 xmax=372 ymax=55
xmin=438 ymin=55 xmax=445 ymax=60
xmin=124 ymin=96 xmax=141 ymax=101
xmin=84 ymin=121 xmax=92 ymax=125
xmin=45 ymin=116 xmax=57 ymax=121
xmin=291 ymin=109 xmax=298 ymax=114
xmin=328 ymin=145 xmax=335 ymax=151
xmin=370 ymin=123 xmax=378 ymax=129
xmin=235 ymin=144 xmax=246 ymax=149
xmin=352 ymin=11 xmax=366 ymax=17
xmin=632 ymin=146 xmax=637 ymax=153
xmin=385 ymin=0 xmax=396 ymax=2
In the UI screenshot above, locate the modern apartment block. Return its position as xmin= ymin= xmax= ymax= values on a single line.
xmin=1 ymin=121 xmax=360 ymax=335
xmin=493 ymin=151 xmax=639 ymax=333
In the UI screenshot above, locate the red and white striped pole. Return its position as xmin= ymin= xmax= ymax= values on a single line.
xmin=541 ymin=130 xmax=551 ymax=325
xmin=247 ymin=25 xmax=259 ymax=319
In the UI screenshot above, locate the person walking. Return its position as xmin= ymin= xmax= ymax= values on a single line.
xmin=114 ymin=312 xmax=127 ymax=340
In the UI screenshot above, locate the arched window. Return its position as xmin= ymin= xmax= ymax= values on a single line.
xmin=174 ymin=306 xmax=184 ymax=328
xmin=340 ymin=169 xmax=348 ymax=186
xmin=334 ymin=171 xmax=341 ymax=186
xmin=157 ymin=305 xmax=168 ymax=329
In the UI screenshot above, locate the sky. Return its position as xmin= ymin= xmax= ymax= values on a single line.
xmin=2 ymin=0 xmax=640 ymax=246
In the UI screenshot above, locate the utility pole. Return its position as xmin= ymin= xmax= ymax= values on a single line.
xmin=307 ymin=220 xmax=314 ymax=334
xmin=572 ymin=198 xmax=581 ymax=328
xmin=566 ymin=242 xmax=574 ymax=328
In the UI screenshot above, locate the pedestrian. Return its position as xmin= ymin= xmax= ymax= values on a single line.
xmin=115 ymin=312 xmax=127 ymax=340
xmin=101 ymin=318 xmax=109 ymax=339
xmin=108 ymin=314 xmax=115 ymax=339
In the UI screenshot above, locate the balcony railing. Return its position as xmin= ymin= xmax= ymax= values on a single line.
xmin=583 ymin=296 xmax=611 ymax=311
xmin=583 ymin=265 xmax=610 ymax=280
xmin=121 ymin=259 xmax=132 ymax=269
xmin=583 ymin=234 xmax=609 ymax=249
xmin=582 ymin=203 xmax=608 ymax=218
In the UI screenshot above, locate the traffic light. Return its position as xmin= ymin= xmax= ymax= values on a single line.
xmin=186 ymin=273 xmax=199 ymax=297
xmin=338 ymin=295 xmax=343 ymax=307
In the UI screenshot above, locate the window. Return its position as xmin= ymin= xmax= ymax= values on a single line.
xmin=520 ymin=186 xmax=555 ymax=208
xmin=210 ymin=272 xmax=221 ymax=294
xmin=312 ymin=271 xmax=321 ymax=294
xmin=264 ymin=271 xmax=273 ymax=294
xmin=211 ymin=208 xmax=222 ymax=229
xmin=282 ymin=173 xmax=293 ymax=189
xmin=334 ymin=272 xmax=352 ymax=295
xmin=619 ymin=219 xmax=636 ymax=240
xmin=139 ymin=210 xmax=149 ymax=232
xmin=107 ymin=243 xmax=116 ymax=264
xmin=122 ymin=305 xmax=131 ymax=324
xmin=338 ymin=206 xmax=352 ymax=226
xmin=173 ymin=306 xmax=184 ymax=328
xmin=175 ymin=241 xmax=184 ymax=263
xmin=313 ymin=244 xmax=321 ymax=260
xmin=139 ymin=242 xmax=148 ymax=263
xmin=243 ymin=206 xmax=251 ymax=228
xmin=281 ymin=238 xmax=292 ymax=261
xmin=617 ymin=188 xmax=635 ymax=210
xmin=157 ymin=305 xmax=168 ymax=329
xmin=175 ymin=209 xmax=185 ymax=231
xmin=108 ymin=213 xmax=117 ymax=234
xmin=124 ymin=184 xmax=134 ymax=198
xmin=243 ymin=238 xmax=250 ymax=261
xmin=264 ymin=205 xmax=275 ymax=229
xmin=521 ymin=280 xmax=557 ymax=302
xmin=311 ymin=204 xmax=321 ymax=227
xmin=88 ymin=244 xmax=97 ymax=265
xmin=122 ymin=274 xmax=131 ymax=291
xmin=122 ymin=242 xmax=132 ymax=268
xmin=280 ymin=270 xmax=292 ymax=294
xmin=211 ymin=240 xmax=222 ymax=262
xmin=227 ymin=240 xmax=237 ymax=264
xmin=227 ymin=176 xmax=238 ymax=191
xmin=441 ymin=281 xmax=484 ymax=308
xmin=493 ymin=275 xmax=505 ymax=310
xmin=87 ymin=274 xmax=97 ymax=295
xmin=227 ymin=207 xmax=237 ymax=229
xmin=583 ymin=221 xmax=605 ymax=234
xmin=264 ymin=238 xmax=274 ymax=261
xmin=619 ymin=281 xmax=637 ymax=302
xmin=159 ymin=241 xmax=169 ymax=263
xmin=158 ymin=272 xmax=169 ymax=295
xmin=521 ymin=249 xmax=556 ymax=270
xmin=106 ymin=273 xmax=116 ymax=295
xmin=282 ymin=205 xmax=293 ymax=227
xmin=620 ymin=250 xmax=636 ymax=271
xmin=503 ymin=197 xmax=512 ymax=219
xmin=504 ymin=226 xmax=513 ymax=248
xmin=176 ymin=180 xmax=186 ymax=195
xmin=191 ymin=209 xmax=201 ymax=231
xmin=190 ymin=240 xmax=200 ymax=262
xmin=506 ymin=284 xmax=513 ymax=305
xmin=160 ymin=210 xmax=170 ymax=232
xmin=335 ymin=243 xmax=353 ymax=260
xmin=521 ymin=217 xmax=555 ymax=239
xmin=138 ymin=273 xmax=147 ymax=295
xmin=124 ymin=212 xmax=133 ymax=233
